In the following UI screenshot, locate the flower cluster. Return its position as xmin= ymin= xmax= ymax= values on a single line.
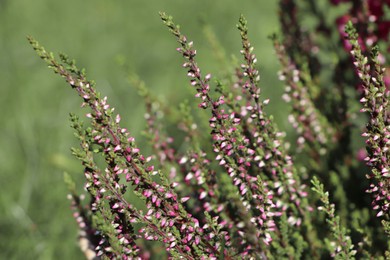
xmin=331 ymin=0 xmax=390 ymax=88
xmin=346 ymin=22 xmax=390 ymax=228
xmin=28 ymin=37 xmax=224 ymax=259
xmin=29 ymin=4 xmax=390 ymax=259
xmin=161 ymin=12 xmax=280 ymax=254
xmin=273 ymin=36 xmax=335 ymax=157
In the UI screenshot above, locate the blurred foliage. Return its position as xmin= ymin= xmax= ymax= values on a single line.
xmin=0 ymin=1 xmax=282 ymax=259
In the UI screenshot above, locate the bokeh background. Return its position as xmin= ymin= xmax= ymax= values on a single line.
xmin=0 ymin=1 xmax=286 ymax=259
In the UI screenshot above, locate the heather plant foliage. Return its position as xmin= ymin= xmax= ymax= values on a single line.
xmin=29 ymin=1 xmax=389 ymax=259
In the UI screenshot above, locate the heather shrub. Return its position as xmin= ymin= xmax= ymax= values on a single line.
xmin=29 ymin=1 xmax=389 ymax=259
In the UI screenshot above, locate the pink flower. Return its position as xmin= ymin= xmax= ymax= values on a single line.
xmin=356 ymin=148 xmax=367 ymax=162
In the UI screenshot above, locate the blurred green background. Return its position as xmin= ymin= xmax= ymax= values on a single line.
xmin=0 ymin=1 xmax=284 ymax=259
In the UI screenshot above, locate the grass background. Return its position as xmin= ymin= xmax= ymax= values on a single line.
xmin=0 ymin=1 xmax=287 ymax=259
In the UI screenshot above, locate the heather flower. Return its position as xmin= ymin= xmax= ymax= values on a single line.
xmin=161 ymin=12 xmax=319 ymax=258
xmin=273 ymin=36 xmax=335 ymax=157
xmin=329 ymin=0 xmax=390 ymax=93
xmin=28 ymin=36 xmax=227 ymax=259
xmin=161 ymin=12 xmax=279 ymax=256
xmin=346 ymin=21 xmax=390 ymax=231
xmin=28 ymin=5 xmax=390 ymax=258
